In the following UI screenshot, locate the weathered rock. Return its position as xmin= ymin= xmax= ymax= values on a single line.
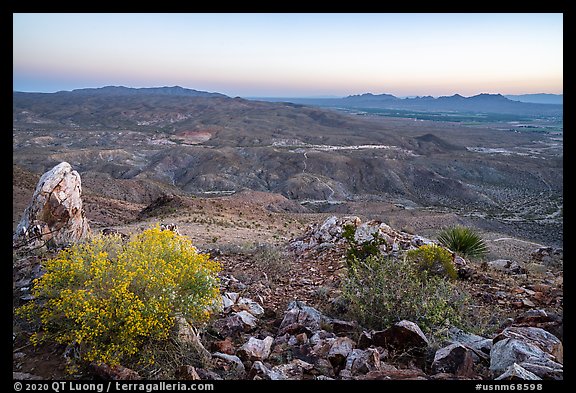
xmin=237 ymin=336 xmax=274 ymax=361
xmin=518 ymin=362 xmax=563 ymax=380
xmin=173 ymin=316 xmax=211 ymax=363
xmin=512 ymin=309 xmax=563 ymax=341
xmin=359 ymin=363 xmax=428 ymax=380
xmin=13 ymin=162 xmax=91 ymax=250
xmin=12 ymin=372 xmax=43 ymax=380
xmin=211 ymin=337 xmax=235 ymax=355
xmin=448 ymin=326 xmax=492 ymax=362
xmin=493 ymin=326 xmax=563 ymax=364
xmin=362 ymin=320 xmax=429 ymax=353
xmin=233 ymin=311 xmax=258 ymax=331
xmin=494 ymin=363 xmax=541 ymax=380
xmin=212 ymin=352 xmax=246 ymax=378
xmin=431 ymin=343 xmax=475 ymax=377
xmin=327 ymin=336 xmax=355 ymax=372
xmin=194 ymin=368 xmax=223 ymax=380
xmin=267 ymin=359 xmax=314 ymax=380
xmin=175 ymin=365 xmax=201 ymax=380
xmin=344 ymin=348 xmax=381 ymax=375
xmin=278 ymin=301 xmax=323 ymax=335
xmin=487 ymin=259 xmax=526 ymax=274
xmin=489 ymin=338 xmax=563 ymax=378
xmin=233 ymin=297 xmax=265 ymax=317
xmin=289 ymin=215 xmax=435 ymax=256
xmin=90 ymin=363 xmax=141 ymax=380
xmin=330 ymin=319 xmax=358 ymax=336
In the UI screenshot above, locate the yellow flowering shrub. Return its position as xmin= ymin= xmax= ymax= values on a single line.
xmin=405 ymin=243 xmax=457 ymax=280
xmin=17 ymin=226 xmax=221 ymax=367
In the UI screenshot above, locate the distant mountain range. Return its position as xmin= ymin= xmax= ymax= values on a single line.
xmin=14 ymin=86 xmax=563 ymax=118
xmin=255 ymin=92 xmax=563 ymax=117
xmin=504 ymin=93 xmax=563 ymax=105
xmin=59 ymin=85 xmax=229 ymax=99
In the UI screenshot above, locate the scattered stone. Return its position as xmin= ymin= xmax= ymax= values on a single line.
xmin=327 ymin=337 xmax=355 ymax=372
xmin=278 ymin=301 xmax=323 ymax=335
xmin=173 ymin=316 xmax=211 ymax=364
xmin=494 ymin=363 xmax=541 ymax=380
xmin=211 ymin=353 xmax=246 ymax=379
xmin=359 ymin=364 xmax=428 ymax=380
xmin=175 ymin=365 xmax=201 ymax=380
xmin=247 ymin=361 xmax=272 ymax=380
xmin=448 ymin=326 xmax=492 ymax=362
xmin=211 ymin=337 xmax=235 ymax=355
xmin=530 ymin=247 xmax=563 ymax=269
xmin=344 ymin=348 xmax=381 ymax=375
xmin=363 ymin=320 xmax=429 ymax=353
xmin=487 ymin=259 xmax=526 ymax=275
xmin=237 ymin=336 xmax=274 ymax=361
xmin=489 ymin=338 xmax=563 ymax=378
xmin=431 ymin=343 xmax=475 ymax=377
xmin=13 ymin=372 xmax=43 ymax=380
xmin=194 ymin=368 xmax=223 ymax=380
xmin=493 ymin=326 xmax=563 ymax=364
xmin=233 ymin=311 xmax=259 ymax=331
xmin=267 ymin=359 xmax=314 ymax=380
xmin=233 ymin=297 xmax=265 ymax=316
xmin=90 ymin=363 xmax=141 ymax=380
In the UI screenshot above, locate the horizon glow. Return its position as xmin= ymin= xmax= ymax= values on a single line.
xmin=13 ymin=13 xmax=563 ymax=97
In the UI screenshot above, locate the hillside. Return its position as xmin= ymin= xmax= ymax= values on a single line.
xmin=12 ymin=87 xmax=563 ymax=381
xmin=13 ymin=89 xmax=563 ymax=246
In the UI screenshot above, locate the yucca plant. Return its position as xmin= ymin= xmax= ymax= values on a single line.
xmin=437 ymin=225 xmax=488 ymax=259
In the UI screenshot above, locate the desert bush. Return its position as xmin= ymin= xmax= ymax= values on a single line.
xmin=252 ymin=243 xmax=290 ymax=283
xmin=405 ymin=244 xmax=457 ymax=280
xmin=342 ymin=223 xmax=386 ymax=268
xmin=342 ymin=254 xmax=470 ymax=334
xmin=437 ymin=226 xmax=488 ymax=259
xmin=17 ymin=225 xmax=221 ymax=368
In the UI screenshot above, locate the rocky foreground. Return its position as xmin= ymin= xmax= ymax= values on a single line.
xmin=13 ymin=163 xmax=563 ymax=381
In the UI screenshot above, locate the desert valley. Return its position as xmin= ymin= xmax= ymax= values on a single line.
xmin=13 ymin=87 xmax=563 ymax=382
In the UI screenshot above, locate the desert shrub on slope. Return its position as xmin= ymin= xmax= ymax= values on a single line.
xmin=17 ymin=225 xmax=221 ymax=369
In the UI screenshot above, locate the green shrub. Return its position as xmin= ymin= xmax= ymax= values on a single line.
xmin=437 ymin=226 xmax=488 ymax=259
xmin=342 ymin=224 xmax=386 ymax=268
xmin=405 ymin=244 xmax=457 ymax=280
xmin=17 ymin=225 xmax=222 ymax=368
xmin=252 ymin=243 xmax=290 ymax=283
xmin=342 ymin=254 xmax=469 ymax=334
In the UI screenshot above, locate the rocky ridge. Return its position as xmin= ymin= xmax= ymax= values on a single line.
xmin=12 ymin=164 xmax=563 ymax=381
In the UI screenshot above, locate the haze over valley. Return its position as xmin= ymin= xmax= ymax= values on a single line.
xmin=13 ymin=86 xmax=563 ymax=247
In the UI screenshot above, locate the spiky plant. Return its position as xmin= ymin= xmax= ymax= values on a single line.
xmin=437 ymin=226 xmax=488 ymax=259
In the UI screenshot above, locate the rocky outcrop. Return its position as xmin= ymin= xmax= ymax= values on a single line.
xmin=289 ymin=215 xmax=436 ymax=256
xmin=13 ymin=162 xmax=90 ymax=250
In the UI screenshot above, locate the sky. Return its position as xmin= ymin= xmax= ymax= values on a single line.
xmin=13 ymin=13 xmax=563 ymax=98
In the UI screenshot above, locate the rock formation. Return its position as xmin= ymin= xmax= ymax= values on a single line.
xmin=13 ymin=162 xmax=90 ymax=250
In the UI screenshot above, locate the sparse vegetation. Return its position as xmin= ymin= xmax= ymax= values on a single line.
xmin=17 ymin=226 xmax=222 ymax=370
xmin=342 ymin=223 xmax=386 ymax=268
xmin=342 ymin=253 xmax=470 ymax=335
xmin=252 ymin=243 xmax=290 ymax=284
xmin=437 ymin=225 xmax=488 ymax=259
xmin=406 ymin=244 xmax=457 ymax=281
